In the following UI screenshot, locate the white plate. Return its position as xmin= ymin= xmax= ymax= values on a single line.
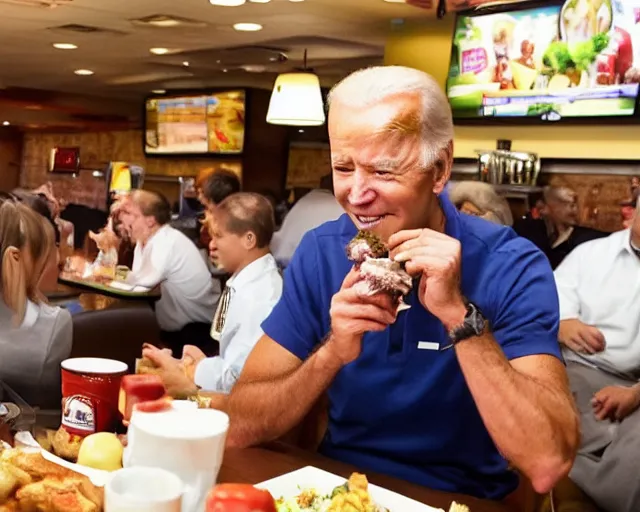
xmin=256 ymin=466 xmax=444 ymax=512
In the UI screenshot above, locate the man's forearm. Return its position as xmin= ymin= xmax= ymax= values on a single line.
xmin=226 ymin=344 xmax=342 ymax=448
xmin=455 ymin=333 xmax=579 ymax=493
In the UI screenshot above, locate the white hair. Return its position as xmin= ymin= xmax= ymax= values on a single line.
xmin=327 ymin=66 xmax=454 ymax=169
xmin=448 ymin=181 xmax=513 ymax=226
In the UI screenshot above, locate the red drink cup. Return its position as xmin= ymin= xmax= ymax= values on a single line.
xmin=118 ymin=374 xmax=166 ymax=422
xmin=61 ymin=358 xmax=128 ymax=436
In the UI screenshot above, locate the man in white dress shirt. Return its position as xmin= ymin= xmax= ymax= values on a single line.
xmin=270 ymin=174 xmax=344 ymax=267
xmin=119 ymin=190 xmax=217 ymax=354
xmin=142 ymin=192 xmax=282 ymax=410
xmin=554 ymin=200 xmax=640 ymax=512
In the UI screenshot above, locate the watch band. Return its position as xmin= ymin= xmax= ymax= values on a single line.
xmin=441 ymin=301 xmax=487 ymax=350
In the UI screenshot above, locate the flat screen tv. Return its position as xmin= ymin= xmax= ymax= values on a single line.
xmin=446 ymin=0 xmax=640 ymax=122
xmin=144 ymin=90 xmax=246 ymax=155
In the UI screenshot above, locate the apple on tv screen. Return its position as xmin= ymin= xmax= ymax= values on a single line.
xmin=145 ymin=90 xmax=245 ymax=155
xmin=446 ymin=0 xmax=640 ymax=120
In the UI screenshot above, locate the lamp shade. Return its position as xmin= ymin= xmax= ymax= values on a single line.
xmin=266 ymin=72 xmax=325 ymax=126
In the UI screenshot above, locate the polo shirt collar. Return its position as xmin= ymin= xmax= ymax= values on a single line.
xmin=441 ymin=192 xmax=462 ymax=242
xmin=617 ymin=229 xmax=636 ymax=257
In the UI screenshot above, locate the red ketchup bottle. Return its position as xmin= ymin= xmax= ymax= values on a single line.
xmin=206 ymin=484 xmax=277 ymax=512
xmin=118 ymin=374 xmax=166 ymax=422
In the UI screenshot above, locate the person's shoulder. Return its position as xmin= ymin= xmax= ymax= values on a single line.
xmin=461 ymin=215 xmax=549 ymax=273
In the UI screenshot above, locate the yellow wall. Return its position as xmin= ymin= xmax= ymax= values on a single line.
xmin=384 ymin=17 xmax=640 ymax=160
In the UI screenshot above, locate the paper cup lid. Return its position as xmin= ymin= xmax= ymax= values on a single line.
xmin=61 ymin=358 xmax=128 ymax=375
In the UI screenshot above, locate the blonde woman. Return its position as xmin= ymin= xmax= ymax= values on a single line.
xmin=0 ymin=198 xmax=72 ymax=409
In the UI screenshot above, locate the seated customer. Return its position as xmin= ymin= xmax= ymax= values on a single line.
xmin=142 ymin=192 xmax=283 ymax=410
xmin=554 ymin=200 xmax=640 ymax=512
xmin=270 ymin=173 xmax=344 ymax=268
xmin=514 ymin=186 xmax=608 ymax=269
xmin=0 ymin=198 xmax=72 ymax=409
xmin=226 ymin=66 xmax=578 ymax=499
xmin=118 ymin=190 xmax=217 ymax=354
xmin=447 ymin=181 xmax=513 ymax=226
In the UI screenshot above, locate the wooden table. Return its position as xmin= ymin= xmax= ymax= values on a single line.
xmin=218 ymin=443 xmax=511 ymax=512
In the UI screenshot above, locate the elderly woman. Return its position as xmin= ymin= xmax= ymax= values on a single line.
xmin=448 ymin=180 xmax=513 ymax=226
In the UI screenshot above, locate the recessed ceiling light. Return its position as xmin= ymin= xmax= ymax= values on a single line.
xmin=289 ymin=0 xmax=305 ymax=2
xmin=150 ymin=47 xmax=170 ymax=55
xmin=182 ymin=61 xmax=190 ymax=67
xmin=2 ymin=121 xmax=9 ymax=126
xmin=53 ymin=43 xmax=77 ymax=50
xmin=209 ymin=0 xmax=245 ymax=5
xmin=74 ymin=69 xmax=94 ymax=76
xmin=152 ymin=89 xmax=166 ymax=94
xmin=222 ymin=68 xmax=228 ymax=73
xmin=233 ymin=22 xmax=263 ymax=31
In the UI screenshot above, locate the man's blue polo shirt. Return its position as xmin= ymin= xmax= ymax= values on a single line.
xmin=261 ymin=195 xmax=561 ymax=500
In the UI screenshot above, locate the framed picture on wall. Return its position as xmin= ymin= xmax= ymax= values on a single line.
xmin=49 ymin=147 xmax=80 ymax=174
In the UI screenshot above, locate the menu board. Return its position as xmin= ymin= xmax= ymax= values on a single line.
xmin=447 ymin=0 xmax=640 ymax=120
xmin=145 ymin=90 xmax=245 ymax=155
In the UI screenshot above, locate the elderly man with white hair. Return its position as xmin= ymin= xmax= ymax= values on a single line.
xmin=227 ymin=66 xmax=578 ymax=501
xmin=448 ymin=181 xmax=513 ymax=226
xmin=554 ymin=197 xmax=640 ymax=512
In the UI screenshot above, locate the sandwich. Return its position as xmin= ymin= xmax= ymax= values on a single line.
xmin=346 ymin=231 xmax=412 ymax=304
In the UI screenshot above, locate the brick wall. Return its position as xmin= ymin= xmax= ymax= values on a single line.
xmin=20 ymin=130 xmax=241 ymax=210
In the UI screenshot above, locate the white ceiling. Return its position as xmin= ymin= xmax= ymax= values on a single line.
xmin=0 ymin=0 xmax=434 ymax=102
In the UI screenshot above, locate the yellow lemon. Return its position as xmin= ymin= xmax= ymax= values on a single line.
xmin=77 ymin=432 xmax=123 ymax=472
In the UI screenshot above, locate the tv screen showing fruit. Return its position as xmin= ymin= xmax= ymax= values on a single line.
xmin=144 ymin=90 xmax=246 ymax=155
xmin=446 ymin=0 xmax=640 ymax=121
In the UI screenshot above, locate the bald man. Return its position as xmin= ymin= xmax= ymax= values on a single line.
xmin=119 ymin=190 xmax=217 ymax=354
xmin=514 ymin=186 xmax=608 ymax=269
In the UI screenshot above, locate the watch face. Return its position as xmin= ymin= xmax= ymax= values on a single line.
xmin=467 ymin=303 xmax=486 ymax=335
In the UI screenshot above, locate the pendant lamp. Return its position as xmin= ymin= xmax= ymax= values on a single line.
xmin=266 ymin=49 xmax=325 ymax=126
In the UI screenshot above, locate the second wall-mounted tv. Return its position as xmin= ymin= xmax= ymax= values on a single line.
xmin=447 ymin=0 xmax=640 ymax=122
xmin=145 ymin=90 xmax=246 ymax=156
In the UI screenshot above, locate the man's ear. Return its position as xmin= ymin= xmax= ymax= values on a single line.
xmin=432 ymin=140 xmax=453 ymax=195
xmin=244 ymin=231 xmax=257 ymax=250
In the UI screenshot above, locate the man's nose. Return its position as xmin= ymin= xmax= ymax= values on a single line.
xmin=347 ymin=171 xmax=376 ymax=206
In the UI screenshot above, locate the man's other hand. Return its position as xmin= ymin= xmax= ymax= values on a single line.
xmin=559 ymin=319 xmax=605 ymax=354
xmin=592 ymin=385 xmax=640 ymax=422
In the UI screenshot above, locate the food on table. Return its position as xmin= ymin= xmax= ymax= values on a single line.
xmin=118 ymin=374 xmax=166 ymax=422
xmin=448 ymin=503 xmax=470 ymax=512
xmin=76 ymin=433 xmax=123 ymax=472
xmin=346 ymin=231 xmax=412 ymax=301
xmin=0 ymin=448 xmax=103 ymax=511
xmin=206 ymin=483 xmax=277 ymax=512
xmin=275 ymin=473 xmax=388 ymax=512
xmin=51 ymin=426 xmax=83 ymax=462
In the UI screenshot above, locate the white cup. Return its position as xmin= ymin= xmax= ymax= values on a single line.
xmin=105 ymin=467 xmax=183 ymax=512
xmin=124 ymin=408 xmax=229 ymax=512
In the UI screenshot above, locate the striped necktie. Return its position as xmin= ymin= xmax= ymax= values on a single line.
xmin=211 ymin=285 xmax=231 ymax=341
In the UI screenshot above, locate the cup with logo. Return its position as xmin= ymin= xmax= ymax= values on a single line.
xmin=61 ymin=358 xmax=128 ymax=436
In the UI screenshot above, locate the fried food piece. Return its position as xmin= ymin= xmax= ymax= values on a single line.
xmin=347 ymin=473 xmax=369 ymax=492
xmin=1 ymin=450 xmax=71 ymax=480
xmin=448 ymin=502 xmax=470 ymax=512
xmin=51 ymin=428 xmax=82 ymax=462
xmin=0 ymin=462 xmax=31 ymax=502
xmin=16 ymin=476 xmax=100 ymax=512
xmin=0 ymin=499 xmax=20 ymax=511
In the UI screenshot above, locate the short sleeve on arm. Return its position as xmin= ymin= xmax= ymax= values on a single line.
xmin=488 ymin=239 xmax=562 ymax=362
xmin=261 ymin=232 xmax=324 ymax=361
